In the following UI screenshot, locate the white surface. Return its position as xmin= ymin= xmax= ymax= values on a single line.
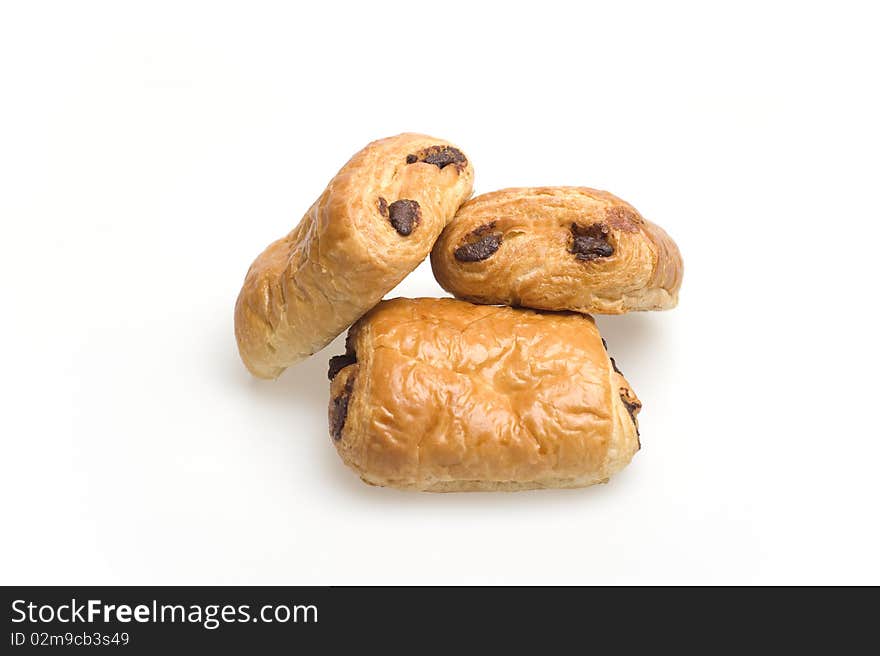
xmin=1 ymin=1 xmax=878 ymax=585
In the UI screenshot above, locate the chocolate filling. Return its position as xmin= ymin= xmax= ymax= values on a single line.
xmin=621 ymin=396 xmax=641 ymax=423
xmin=570 ymin=222 xmax=614 ymax=261
xmin=377 ymin=197 xmax=389 ymax=218
xmin=607 ymin=340 xmax=639 ymax=444
xmin=388 ymin=199 xmax=421 ymax=236
xmin=602 ymin=338 xmax=623 ymax=374
xmin=328 ymin=330 xmax=358 ymax=381
xmin=406 ymin=145 xmax=467 ymax=169
xmin=330 ymin=377 xmax=355 ymax=441
xmin=454 ymin=235 xmax=501 ymax=262
xmin=328 ymin=353 xmax=357 ymax=381
xmin=620 ymin=392 xmax=642 ymax=446
xmin=453 ymin=222 xmax=502 ymax=262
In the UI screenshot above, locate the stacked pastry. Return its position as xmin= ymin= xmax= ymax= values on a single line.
xmin=234 ymin=134 xmax=683 ymax=492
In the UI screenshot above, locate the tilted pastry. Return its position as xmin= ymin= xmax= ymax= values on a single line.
xmin=430 ymin=187 xmax=682 ymax=314
xmin=327 ymin=298 xmax=641 ymax=492
xmin=235 ymin=133 xmax=474 ymax=378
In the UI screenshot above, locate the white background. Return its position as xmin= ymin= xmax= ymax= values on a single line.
xmin=1 ymin=1 xmax=878 ymax=585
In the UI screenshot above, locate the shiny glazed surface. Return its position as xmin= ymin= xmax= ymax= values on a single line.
xmin=329 ymin=298 xmax=641 ymax=491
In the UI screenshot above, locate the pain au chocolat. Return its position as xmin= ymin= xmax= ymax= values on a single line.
xmin=235 ymin=133 xmax=474 ymax=379
xmin=431 ymin=187 xmax=682 ymax=315
xmin=327 ymin=298 xmax=641 ymax=492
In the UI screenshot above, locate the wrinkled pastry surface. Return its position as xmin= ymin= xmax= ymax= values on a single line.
xmin=431 ymin=187 xmax=682 ymax=315
xmin=328 ymin=298 xmax=641 ymax=492
xmin=235 ymin=133 xmax=474 ymax=378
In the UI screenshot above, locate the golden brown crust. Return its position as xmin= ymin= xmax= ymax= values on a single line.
xmin=328 ymin=298 xmax=641 ymax=492
xmin=235 ymin=133 xmax=474 ymax=379
xmin=430 ymin=187 xmax=682 ymax=315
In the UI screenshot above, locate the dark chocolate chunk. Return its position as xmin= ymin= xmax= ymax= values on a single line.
xmin=329 ymin=329 xmax=358 ymax=381
xmin=602 ymin=338 xmax=623 ymax=374
xmin=453 ymin=222 xmax=502 ymax=262
xmin=330 ymin=377 xmax=355 ymax=441
xmin=620 ymin=392 xmax=642 ymax=443
xmin=388 ymin=199 xmax=421 ymax=236
xmin=620 ymin=394 xmax=641 ymax=421
xmin=573 ymin=236 xmax=614 ymax=259
xmin=423 ymin=146 xmax=466 ymax=168
xmin=454 ymin=234 xmax=502 ymax=262
xmin=406 ymin=145 xmax=467 ymax=169
xmin=570 ymin=223 xmax=614 ymax=261
xmin=377 ymin=197 xmax=388 ymax=218
xmin=328 ymin=353 xmax=357 ymax=380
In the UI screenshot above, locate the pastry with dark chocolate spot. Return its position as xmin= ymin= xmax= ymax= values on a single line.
xmin=431 ymin=186 xmax=682 ymax=315
xmin=329 ymin=377 xmax=355 ymax=440
xmin=234 ymin=133 xmax=473 ymax=379
xmin=328 ymin=298 xmax=641 ymax=491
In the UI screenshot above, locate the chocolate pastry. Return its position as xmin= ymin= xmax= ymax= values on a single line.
xmin=234 ymin=133 xmax=474 ymax=378
xmin=431 ymin=187 xmax=682 ymax=314
xmin=328 ymin=298 xmax=641 ymax=492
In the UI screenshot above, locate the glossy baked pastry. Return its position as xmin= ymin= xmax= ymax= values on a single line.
xmin=235 ymin=133 xmax=474 ymax=379
xmin=327 ymin=298 xmax=641 ymax=492
xmin=430 ymin=187 xmax=682 ymax=315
